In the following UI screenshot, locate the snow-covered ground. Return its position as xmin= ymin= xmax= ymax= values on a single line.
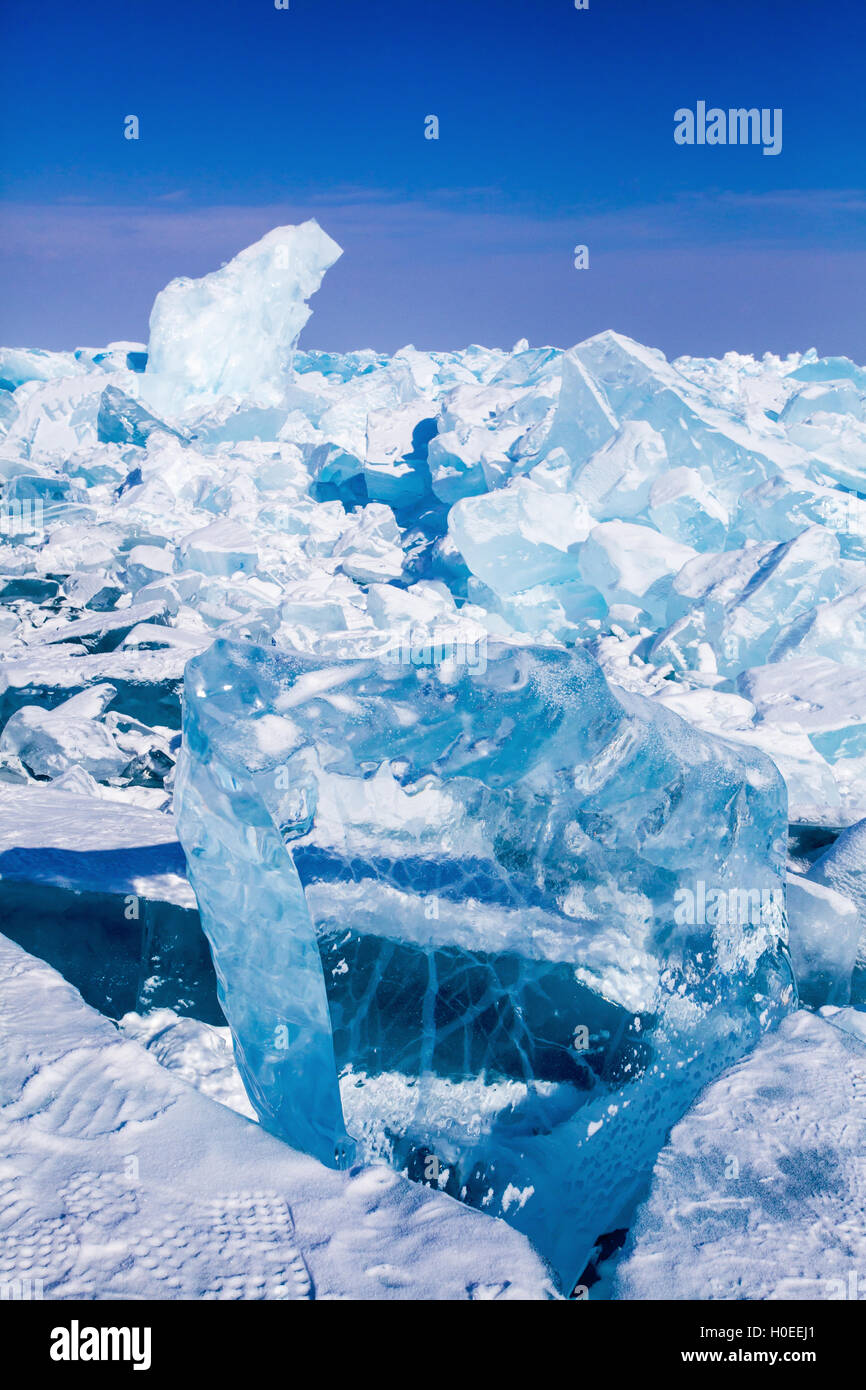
xmin=0 ymin=784 xmax=192 ymax=906
xmin=0 ymin=933 xmax=556 ymax=1301
xmin=616 ymin=1007 xmax=866 ymax=1300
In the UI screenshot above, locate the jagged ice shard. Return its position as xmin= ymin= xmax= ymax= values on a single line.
xmin=144 ymin=220 xmax=343 ymax=411
xmin=174 ymin=633 xmax=793 ymax=1287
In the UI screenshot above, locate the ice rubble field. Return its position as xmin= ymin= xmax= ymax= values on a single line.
xmin=2 ymin=220 xmax=866 ymax=1298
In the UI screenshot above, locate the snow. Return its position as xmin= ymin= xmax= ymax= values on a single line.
xmin=0 ymin=785 xmax=193 ymax=907
xmin=0 ymin=934 xmax=556 ymax=1300
xmin=615 ymin=1008 xmax=866 ymax=1300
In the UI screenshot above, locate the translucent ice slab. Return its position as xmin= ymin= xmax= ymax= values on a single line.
xmin=173 ymin=634 xmax=794 ymax=1287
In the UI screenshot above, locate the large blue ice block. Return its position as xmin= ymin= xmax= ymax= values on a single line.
xmin=174 ymin=635 xmax=794 ymax=1286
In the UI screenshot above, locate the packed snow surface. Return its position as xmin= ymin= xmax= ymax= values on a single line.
xmin=616 ymin=1007 xmax=866 ymax=1300
xmin=2 ymin=221 xmax=866 ymax=1295
xmin=0 ymin=934 xmax=556 ymax=1300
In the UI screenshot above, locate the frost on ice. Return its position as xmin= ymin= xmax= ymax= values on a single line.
xmin=2 ymin=220 xmax=866 ymax=1295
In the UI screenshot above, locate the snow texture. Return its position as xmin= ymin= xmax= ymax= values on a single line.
xmin=0 ymin=934 xmax=556 ymax=1301
xmin=616 ymin=1008 xmax=866 ymax=1300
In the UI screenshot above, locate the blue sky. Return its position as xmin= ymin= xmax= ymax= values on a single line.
xmin=2 ymin=0 xmax=865 ymax=357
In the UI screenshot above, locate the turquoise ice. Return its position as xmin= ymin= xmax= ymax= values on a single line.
xmin=174 ymin=634 xmax=794 ymax=1287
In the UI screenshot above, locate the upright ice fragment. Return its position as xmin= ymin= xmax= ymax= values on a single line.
xmin=174 ymin=635 xmax=793 ymax=1287
xmin=145 ymin=222 xmax=342 ymax=410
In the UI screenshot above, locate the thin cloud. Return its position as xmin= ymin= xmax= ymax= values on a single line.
xmin=3 ymin=186 xmax=864 ymax=268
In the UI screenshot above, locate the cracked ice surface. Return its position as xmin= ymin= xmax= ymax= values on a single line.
xmin=3 ymin=220 xmax=866 ymax=1293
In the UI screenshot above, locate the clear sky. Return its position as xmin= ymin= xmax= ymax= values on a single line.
xmin=2 ymin=0 xmax=865 ymax=358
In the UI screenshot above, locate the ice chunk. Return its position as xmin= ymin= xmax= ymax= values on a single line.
xmin=0 ymin=347 xmax=88 ymax=388
xmin=0 ymin=646 xmax=190 ymax=734
xmin=0 ymin=693 xmax=127 ymax=782
xmin=565 ymin=421 xmax=667 ymax=520
xmin=808 ymin=817 xmax=866 ymax=1004
xmin=571 ymin=331 xmax=789 ymax=507
xmin=449 ymin=476 xmax=591 ymax=596
xmin=5 ymin=375 xmax=117 ymax=456
xmin=145 ymin=222 xmax=342 ymax=410
xmin=787 ymin=353 xmax=866 ymax=388
xmin=179 ymin=523 xmax=257 ymax=579
xmin=174 ymin=635 xmax=793 ymax=1287
xmin=648 ymin=466 xmax=728 ymax=549
xmin=769 ymin=583 xmax=866 ymax=666
xmin=365 ymin=403 xmax=437 ymax=469
xmin=578 ymin=520 xmax=696 ymax=624
xmin=740 ymin=658 xmax=866 ymax=762
xmin=97 ymin=384 xmax=183 ymax=448
xmin=786 ymin=873 xmax=860 ymax=1007
xmin=2 ymin=472 xmax=87 ymax=532
xmin=123 ymin=545 xmax=176 ymax=590
xmin=780 ymin=379 xmax=866 ymax=424
xmin=28 ymin=599 xmax=169 ymax=654
xmin=427 ymin=427 xmax=500 ymax=503
xmin=426 ymin=369 xmax=559 ymax=504
xmin=539 ymin=349 xmax=618 ymax=468
xmin=363 ymin=456 xmax=431 ymax=509
xmin=330 ymin=503 xmax=405 ymax=583
xmin=716 ymin=527 xmax=844 ymax=672
xmin=483 ymin=578 xmax=606 ymax=643
xmin=793 ymin=419 xmax=866 ymax=496
xmin=62 ymin=570 xmax=123 ymax=611
xmin=362 ymin=406 xmax=435 ymax=509
xmin=659 ymin=529 xmax=844 ymax=677
xmin=735 ymin=471 xmax=866 ymax=560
